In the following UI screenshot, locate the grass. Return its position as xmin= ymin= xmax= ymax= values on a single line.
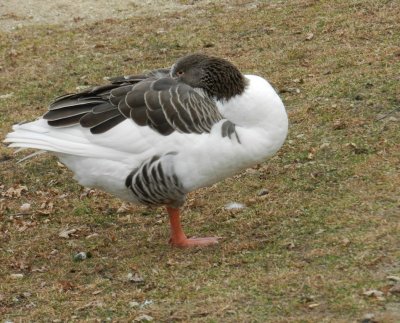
xmin=1 ymin=0 xmax=400 ymax=321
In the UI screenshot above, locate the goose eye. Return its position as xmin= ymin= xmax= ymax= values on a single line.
xmin=176 ymin=70 xmax=184 ymax=76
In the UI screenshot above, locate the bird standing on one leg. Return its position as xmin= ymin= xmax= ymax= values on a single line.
xmin=5 ymin=53 xmax=288 ymax=248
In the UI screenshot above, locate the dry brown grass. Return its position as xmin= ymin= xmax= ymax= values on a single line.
xmin=1 ymin=0 xmax=400 ymax=321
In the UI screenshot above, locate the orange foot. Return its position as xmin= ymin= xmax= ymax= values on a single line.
xmin=169 ymin=236 xmax=220 ymax=248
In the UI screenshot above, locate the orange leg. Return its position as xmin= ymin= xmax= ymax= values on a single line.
xmin=167 ymin=207 xmax=219 ymax=248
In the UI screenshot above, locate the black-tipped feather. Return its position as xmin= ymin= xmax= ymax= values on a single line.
xmin=80 ymin=109 xmax=121 ymax=128
xmin=44 ymin=105 xmax=94 ymax=121
xmin=47 ymin=114 xmax=85 ymax=127
xmin=90 ymin=115 xmax=126 ymax=134
xmin=44 ymin=56 xmax=244 ymax=137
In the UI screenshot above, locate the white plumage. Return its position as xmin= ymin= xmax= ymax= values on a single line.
xmin=5 ymin=54 xmax=288 ymax=247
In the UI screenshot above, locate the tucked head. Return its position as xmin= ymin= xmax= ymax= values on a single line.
xmin=171 ymin=54 xmax=246 ymax=101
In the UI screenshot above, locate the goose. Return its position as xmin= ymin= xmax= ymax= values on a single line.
xmin=5 ymin=53 xmax=288 ymax=248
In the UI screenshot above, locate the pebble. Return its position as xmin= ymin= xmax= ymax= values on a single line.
xmin=127 ymin=272 xmax=144 ymax=284
xmin=134 ymin=314 xmax=153 ymax=322
xmin=225 ymin=202 xmax=246 ymax=210
xmin=361 ymin=313 xmax=376 ymax=323
xmin=73 ymin=251 xmax=92 ymax=261
xmin=20 ymin=203 xmax=31 ymax=212
xmin=257 ymin=188 xmax=269 ymax=196
xmin=389 ymin=284 xmax=400 ymax=294
xmin=10 ymin=273 xmax=24 ymax=279
xmin=129 ymin=301 xmax=140 ymax=308
xmin=387 ymin=275 xmax=400 ymax=282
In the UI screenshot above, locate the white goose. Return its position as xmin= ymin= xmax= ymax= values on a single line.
xmin=5 ymin=54 xmax=288 ymax=248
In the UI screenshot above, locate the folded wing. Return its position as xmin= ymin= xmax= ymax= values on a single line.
xmin=43 ymin=69 xmax=223 ymax=136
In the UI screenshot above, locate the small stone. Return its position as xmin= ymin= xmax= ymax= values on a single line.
xmin=141 ymin=300 xmax=154 ymax=308
xmin=363 ymin=289 xmax=385 ymax=301
xmin=257 ymin=189 xmax=269 ymax=196
xmin=20 ymin=203 xmax=31 ymax=212
xmin=10 ymin=273 xmax=24 ymax=279
xmin=342 ymin=238 xmax=351 ymax=246
xmin=59 ymin=228 xmax=77 ymax=238
xmin=361 ymin=313 xmax=377 ymax=323
xmin=305 ymin=32 xmax=314 ymax=40
xmin=127 ymin=272 xmax=144 ymax=284
xmin=363 ymin=289 xmax=383 ymax=297
xmin=224 ymin=202 xmax=246 ymax=210
xmin=389 ymin=284 xmax=400 ymax=294
xmin=73 ymin=251 xmax=92 ymax=261
xmin=320 ymin=142 xmax=330 ymax=150
xmin=333 ymin=120 xmax=346 ymax=130
xmin=134 ymin=314 xmax=154 ymax=322
xmin=129 ymin=301 xmax=140 ymax=308
xmin=0 ymin=93 xmax=14 ymax=100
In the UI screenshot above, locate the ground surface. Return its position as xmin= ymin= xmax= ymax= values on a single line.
xmin=1 ymin=0 xmax=400 ymax=322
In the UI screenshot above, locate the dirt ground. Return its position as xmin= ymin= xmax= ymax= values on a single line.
xmin=0 ymin=0 xmax=211 ymax=32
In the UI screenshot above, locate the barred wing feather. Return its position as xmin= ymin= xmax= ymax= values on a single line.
xmin=43 ymin=71 xmax=222 ymax=136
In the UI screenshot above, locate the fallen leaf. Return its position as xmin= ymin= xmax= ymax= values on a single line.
xmin=117 ymin=202 xmax=131 ymax=214
xmin=58 ymin=280 xmax=75 ymax=292
xmin=363 ymin=289 xmax=385 ymax=301
xmin=225 ymin=202 xmax=246 ymax=210
xmin=73 ymin=251 xmax=92 ymax=261
xmin=4 ymin=185 xmax=28 ymax=198
xmin=389 ymin=284 xmax=400 ymax=294
xmin=134 ymin=314 xmax=153 ymax=322
xmin=77 ymin=300 xmax=103 ymax=311
xmin=129 ymin=301 xmax=140 ymax=308
xmin=342 ymin=238 xmax=351 ymax=246
xmin=333 ymin=120 xmax=346 ymax=130
xmin=10 ymin=273 xmax=24 ymax=279
xmin=19 ymin=203 xmax=31 ymax=212
xmin=305 ymin=32 xmax=314 ymax=40
xmin=0 ymin=92 xmax=14 ymax=99
xmin=58 ymin=228 xmax=77 ymax=238
xmin=127 ymin=272 xmax=144 ymax=284
xmin=363 ymin=289 xmax=384 ymax=297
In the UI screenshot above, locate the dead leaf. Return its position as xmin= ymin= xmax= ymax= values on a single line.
xmin=0 ymin=92 xmax=14 ymax=99
xmin=134 ymin=314 xmax=153 ymax=322
xmin=58 ymin=280 xmax=75 ymax=292
xmin=58 ymin=228 xmax=77 ymax=238
xmin=10 ymin=273 xmax=24 ymax=279
xmin=127 ymin=272 xmax=144 ymax=284
xmin=19 ymin=203 xmax=31 ymax=212
xmin=342 ymin=238 xmax=351 ymax=246
xmin=117 ymin=202 xmax=131 ymax=214
xmin=4 ymin=185 xmax=28 ymax=198
xmin=38 ymin=200 xmax=54 ymax=215
xmin=333 ymin=120 xmax=346 ymax=130
xmin=389 ymin=284 xmax=400 ymax=294
xmin=77 ymin=300 xmax=104 ymax=311
xmin=363 ymin=289 xmax=383 ymax=297
xmin=305 ymin=32 xmax=314 ymax=40
xmin=363 ymin=289 xmax=385 ymax=301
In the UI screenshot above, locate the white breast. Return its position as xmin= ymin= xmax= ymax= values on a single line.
xmin=174 ymin=75 xmax=288 ymax=191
